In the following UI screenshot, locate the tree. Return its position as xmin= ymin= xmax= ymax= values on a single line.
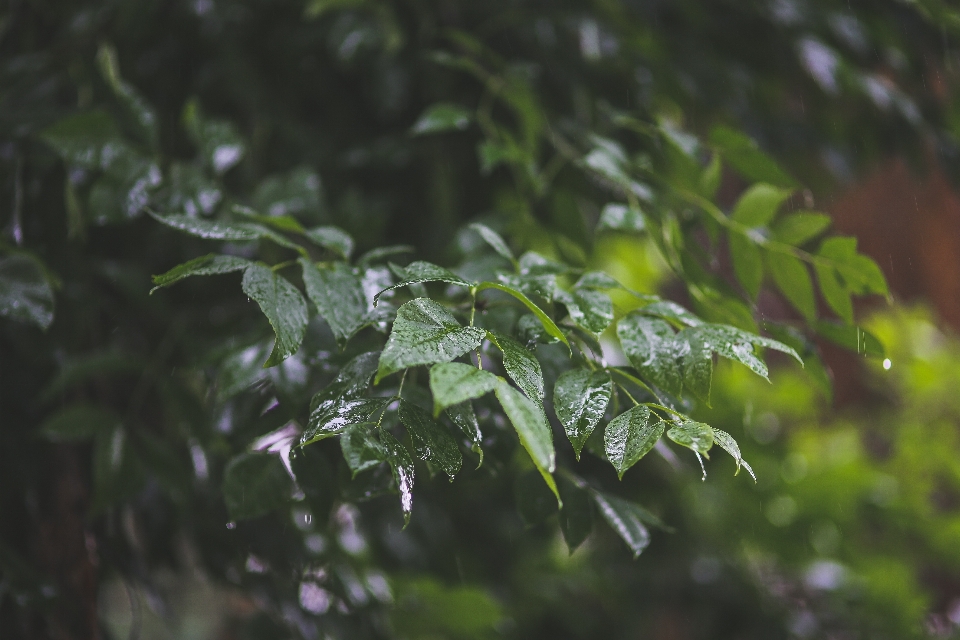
xmin=2 ymin=1 xmax=955 ymax=638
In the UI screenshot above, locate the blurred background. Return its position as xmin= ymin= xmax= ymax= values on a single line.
xmin=4 ymin=0 xmax=960 ymax=638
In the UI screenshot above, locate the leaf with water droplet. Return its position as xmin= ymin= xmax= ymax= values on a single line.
xmin=151 ymin=254 xmax=252 ymax=293
xmin=591 ymin=491 xmax=653 ymax=558
xmin=487 ymin=331 xmax=544 ymax=403
xmin=495 ymin=380 xmax=558 ymax=502
xmin=300 ymin=258 xmax=373 ymax=347
xmin=555 ymin=288 xmax=613 ymax=335
xmin=429 ymin=362 xmax=498 ymax=415
xmin=399 ymin=400 xmax=462 ymax=479
xmin=376 ymin=298 xmax=485 ymax=383
xmin=340 ymin=423 xmax=387 ymax=477
xmin=666 ymin=420 xmax=714 ymax=457
xmin=617 ymin=312 xmax=682 ymax=396
xmin=374 ymin=262 xmax=474 ymax=303
xmin=304 ymin=225 xmax=354 ymax=259
xmin=379 ymin=429 xmax=415 ymax=526
xmin=553 ymin=369 xmax=612 ymax=459
xmin=469 ymin=223 xmax=515 ymax=263
xmin=241 ymin=264 xmax=308 ymax=367
xmin=711 ymin=428 xmax=756 ymax=481
xmin=604 ymin=405 xmax=665 ymax=479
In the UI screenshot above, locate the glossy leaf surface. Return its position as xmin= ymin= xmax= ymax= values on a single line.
xmin=399 ymin=400 xmax=463 ymax=478
xmin=553 ymin=369 xmax=612 ymax=459
xmin=429 ymin=362 xmax=498 ymax=415
xmin=151 ymin=254 xmax=251 ymax=292
xmin=604 ymin=405 xmax=665 ymax=479
xmin=592 ymin=491 xmax=652 ymax=558
xmin=241 ymin=264 xmax=308 ymax=367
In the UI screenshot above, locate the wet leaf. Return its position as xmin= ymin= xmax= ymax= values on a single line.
xmin=591 ymin=491 xmax=652 ymax=558
xmin=376 ymin=298 xmax=486 ymax=382
xmin=767 ymin=252 xmax=816 ymax=322
xmin=476 ymin=281 xmax=569 ymax=349
xmin=666 ymin=420 xmax=714 ymax=457
xmin=340 ymin=423 xmax=387 ymax=477
xmin=300 ymin=258 xmax=372 ymax=347
xmin=374 ymin=262 xmax=473 ymax=303
xmin=487 ymin=331 xmax=544 ymax=402
xmin=495 ymin=380 xmax=557 ymax=499
xmin=557 ymin=476 xmax=593 ymax=552
xmin=711 ymin=429 xmax=756 ymax=481
xmin=553 ymin=369 xmax=613 ymax=459
xmin=429 ymin=362 xmax=498 ymax=415
xmin=241 ymin=264 xmax=308 ymax=367
xmin=399 ymin=400 xmax=462 ymax=478
xmin=305 ymin=226 xmax=354 ymax=259
xmin=445 ymin=401 xmax=483 ymax=459
xmin=379 ymin=429 xmax=415 ymax=526
xmin=604 ymin=405 xmax=664 ymax=479
xmin=556 ymin=288 xmax=614 ymax=335
xmin=469 ymin=223 xmax=515 ymax=263
xmin=150 ymin=254 xmax=251 ymax=293
xmin=617 ymin=312 xmax=682 ymax=396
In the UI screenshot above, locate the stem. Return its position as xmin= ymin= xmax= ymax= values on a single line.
xmin=615 ymin=381 xmax=641 ymax=407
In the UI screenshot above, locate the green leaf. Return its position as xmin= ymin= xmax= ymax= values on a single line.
xmin=677 ymin=328 xmax=714 ymax=403
xmin=0 ymin=255 xmax=55 ymax=329
xmin=639 ymin=300 xmax=703 ymax=327
xmin=711 ymin=429 xmax=756 ymax=481
xmin=379 ymin=429 xmax=415 ymax=526
xmin=730 ymin=184 xmax=793 ymax=227
xmin=399 ymin=400 xmax=463 ymax=478
xmin=730 ymin=233 xmax=763 ymax=299
xmin=666 ymin=420 xmax=715 ymax=457
xmin=709 ymin=126 xmax=798 ymax=188
xmin=487 ymin=331 xmax=544 ymax=402
xmin=575 ymin=271 xmax=622 ymax=290
xmin=604 ymin=405 xmax=665 ymax=479
xmin=818 ymin=237 xmax=889 ymax=297
xmin=767 ymin=252 xmax=816 ymax=322
xmin=38 ymin=405 xmax=120 ymax=442
xmin=469 ymin=223 xmax=515 ymax=263
xmin=446 ymin=401 xmax=483 ymax=461
xmin=596 ymin=203 xmax=645 ymax=233
xmin=96 ymin=44 xmax=158 ymax=150
xmin=495 ymin=380 xmax=557 ymax=495
xmin=617 ymin=313 xmax=682 ymax=396
xmin=772 ymin=212 xmax=831 ymax=246
xmin=40 ymin=110 xmax=121 ymax=170
xmin=222 ymin=452 xmax=293 ymax=521
xmin=556 ymin=289 xmax=614 ymax=335
xmin=376 ymin=298 xmax=486 ymax=383
xmin=429 ymin=362 xmax=498 ymax=415
xmin=303 ymin=397 xmax=390 ymax=446
xmin=553 ymin=369 xmax=612 ymax=459
xmin=357 ymin=245 xmax=415 ymax=269
xmin=299 ymin=258 xmax=371 ymax=347
xmin=150 ymin=254 xmax=251 ymax=293
xmin=182 ymin=100 xmax=246 ymax=174
xmin=477 ymin=281 xmax=569 ymax=349
xmin=411 ymin=103 xmax=473 ymax=135
xmin=289 ymin=444 xmax=337 ymax=521
xmin=815 ymin=321 xmax=885 ymax=358
xmin=304 ymin=225 xmax=354 ymax=259
xmin=150 ymin=212 xmax=264 ymax=240
xmin=340 ymin=423 xmax=387 ymax=477
xmin=591 ymin=491 xmax=652 ymax=558
xmin=374 ymin=262 xmax=474 ymax=303
xmin=515 ymin=469 xmax=560 ymax=526
xmin=241 ymin=264 xmax=308 ymax=367
xmin=683 ymin=323 xmax=802 ymax=381
xmin=815 ymin=261 xmax=853 ymax=323
xmin=557 ymin=476 xmax=593 ymax=552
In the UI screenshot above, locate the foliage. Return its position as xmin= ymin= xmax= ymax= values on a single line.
xmin=2 ymin=0 xmax=957 ymax=638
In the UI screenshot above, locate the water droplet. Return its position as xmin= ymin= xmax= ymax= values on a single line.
xmin=304 ymin=514 xmax=312 ymax=524
xmin=226 ymin=521 xmax=236 ymax=530
xmin=882 ymin=358 xmax=892 ymax=370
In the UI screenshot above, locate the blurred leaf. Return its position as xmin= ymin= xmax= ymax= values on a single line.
xmin=767 ymin=252 xmax=817 ymax=322
xmin=0 ymin=255 xmax=55 ymax=329
xmin=815 ymin=321 xmax=885 ymax=358
xmin=730 ymin=184 xmax=793 ymax=228
xmin=97 ymin=43 xmax=158 ymax=150
xmin=772 ymin=212 xmax=831 ymax=246
xmin=222 ymin=452 xmax=292 ymax=521
xmin=376 ymin=298 xmax=485 ymax=382
xmin=411 ymin=103 xmax=473 ymax=135
xmin=710 ymin=126 xmax=798 ymax=188
xmin=557 ymin=476 xmax=593 ymax=552
xmin=38 ymin=405 xmax=120 ymax=442
xmin=730 ymin=233 xmax=764 ymax=299
xmin=183 ymin=100 xmax=245 ymax=175
xmin=429 ymin=362 xmax=498 ymax=415
xmin=516 ymin=468 xmax=559 ymax=525
xmin=304 ymin=226 xmax=354 ymax=259
xmin=399 ymin=400 xmax=462 ymax=478
xmin=290 ymin=443 xmax=337 ymax=520
xmin=469 ymin=223 xmax=515 ymax=263
xmin=241 ymin=264 xmax=308 ymax=367
xmin=576 ymin=271 xmax=622 ymax=290
xmin=591 ymin=491 xmax=652 ymax=558
xmin=596 ymin=203 xmax=645 ymax=233
xmin=553 ymin=369 xmax=612 ymax=459
xmin=150 ymin=254 xmax=251 ymax=293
